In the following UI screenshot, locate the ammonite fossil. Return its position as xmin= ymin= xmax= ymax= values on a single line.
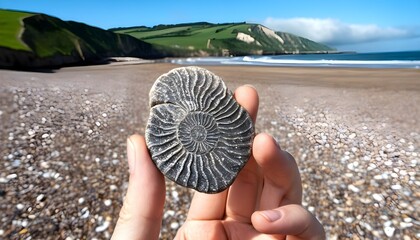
xmin=145 ymin=66 xmax=254 ymax=193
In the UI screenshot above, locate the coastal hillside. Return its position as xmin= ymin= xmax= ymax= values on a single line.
xmin=0 ymin=9 xmax=334 ymax=68
xmin=112 ymin=22 xmax=335 ymax=56
xmin=0 ymin=9 xmax=161 ymax=68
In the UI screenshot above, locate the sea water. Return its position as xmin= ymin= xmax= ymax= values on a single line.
xmin=172 ymin=50 xmax=420 ymax=69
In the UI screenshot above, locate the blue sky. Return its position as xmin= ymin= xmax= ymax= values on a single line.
xmin=1 ymin=0 xmax=419 ymax=52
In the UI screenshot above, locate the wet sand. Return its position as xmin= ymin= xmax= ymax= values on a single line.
xmin=0 ymin=63 xmax=419 ymax=239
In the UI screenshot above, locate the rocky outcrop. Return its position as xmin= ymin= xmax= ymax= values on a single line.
xmin=0 ymin=47 xmax=83 ymax=69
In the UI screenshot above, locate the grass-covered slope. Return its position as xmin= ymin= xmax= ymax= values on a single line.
xmin=0 ymin=9 xmax=160 ymax=68
xmin=0 ymin=10 xmax=33 ymax=51
xmin=112 ymin=22 xmax=335 ymax=56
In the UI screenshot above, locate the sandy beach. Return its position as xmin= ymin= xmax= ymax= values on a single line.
xmin=0 ymin=63 xmax=419 ymax=239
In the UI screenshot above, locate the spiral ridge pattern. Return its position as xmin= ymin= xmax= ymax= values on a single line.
xmin=145 ymin=67 xmax=254 ymax=193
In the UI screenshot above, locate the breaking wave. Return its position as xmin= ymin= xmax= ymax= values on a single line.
xmin=171 ymin=51 xmax=420 ymax=69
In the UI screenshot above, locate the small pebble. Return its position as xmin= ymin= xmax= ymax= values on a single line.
xmin=0 ymin=177 xmax=8 ymax=183
xmin=384 ymin=225 xmax=395 ymax=237
xmin=170 ymin=222 xmax=180 ymax=230
xmin=391 ymin=184 xmax=402 ymax=190
xmin=40 ymin=161 xmax=49 ymax=168
xmin=400 ymin=222 xmax=413 ymax=228
xmin=171 ymin=191 xmax=179 ymax=199
xmin=80 ymin=207 xmax=90 ymax=219
xmin=348 ymin=184 xmax=360 ymax=193
xmin=21 ymin=220 xmax=28 ymax=227
xmin=104 ymin=199 xmax=112 ymax=206
xmin=372 ymin=193 xmax=383 ymax=202
xmin=42 ymin=172 xmax=52 ymax=179
xmin=166 ymin=210 xmax=175 ymax=216
xmin=95 ymin=220 xmax=110 ymax=232
xmin=36 ymin=194 xmax=45 ymax=202
xmin=12 ymin=159 xmax=21 ymax=167
xmin=7 ymin=173 xmax=17 ymax=179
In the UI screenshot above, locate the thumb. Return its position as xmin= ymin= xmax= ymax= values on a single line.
xmin=251 ymin=204 xmax=325 ymax=240
xmin=112 ymin=135 xmax=166 ymax=240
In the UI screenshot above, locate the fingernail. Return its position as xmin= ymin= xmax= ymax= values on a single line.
xmin=127 ymin=137 xmax=136 ymax=174
xmin=243 ymin=84 xmax=256 ymax=90
xmin=272 ymin=136 xmax=281 ymax=149
xmin=260 ymin=210 xmax=282 ymax=222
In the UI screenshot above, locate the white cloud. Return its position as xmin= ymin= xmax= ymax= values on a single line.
xmin=263 ymin=17 xmax=418 ymax=46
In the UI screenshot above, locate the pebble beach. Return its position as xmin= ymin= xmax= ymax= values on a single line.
xmin=0 ymin=63 xmax=419 ymax=239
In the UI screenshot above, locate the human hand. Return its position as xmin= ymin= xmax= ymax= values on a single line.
xmin=112 ymin=85 xmax=325 ymax=240
xmin=174 ymin=85 xmax=325 ymax=239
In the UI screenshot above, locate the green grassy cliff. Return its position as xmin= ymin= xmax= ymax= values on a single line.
xmin=0 ymin=10 xmax=33 ymax=51
xmin=112 ymin=22 xmax=335 ymax=56
xmin=0 ymin=9 xmax=160 ymax=68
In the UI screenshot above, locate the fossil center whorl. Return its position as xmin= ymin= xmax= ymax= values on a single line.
xmin=177 ymin=111 xmax=220 ymax=154
xmin=190 ymin=126 xmax=207 ymax=142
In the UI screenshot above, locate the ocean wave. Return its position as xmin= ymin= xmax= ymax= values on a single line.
xmin=243 ymin=56 xmax=420 ymax=66
xmin=171 ymin=55 xmax=420 ymax=69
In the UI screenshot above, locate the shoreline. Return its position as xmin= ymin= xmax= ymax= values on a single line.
xmin=26 ymin=61 xmax=420 ymax=90
xmin=3 ymin=50 xmax=420 ymax=72
xmin=0 ymin=63 xmax=418 ymax=239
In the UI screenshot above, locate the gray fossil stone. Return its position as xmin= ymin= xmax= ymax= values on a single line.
xmin=145 ymin=66 xmax=254 ymax=193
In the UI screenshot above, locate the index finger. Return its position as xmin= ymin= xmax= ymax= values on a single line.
xmin=233 ymin=84 xmax=259 ymax=123
xmin=253 ymin=133 xmax=302 ymax=207
xmin=225 ymin=85 xmax=262 ymax=221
